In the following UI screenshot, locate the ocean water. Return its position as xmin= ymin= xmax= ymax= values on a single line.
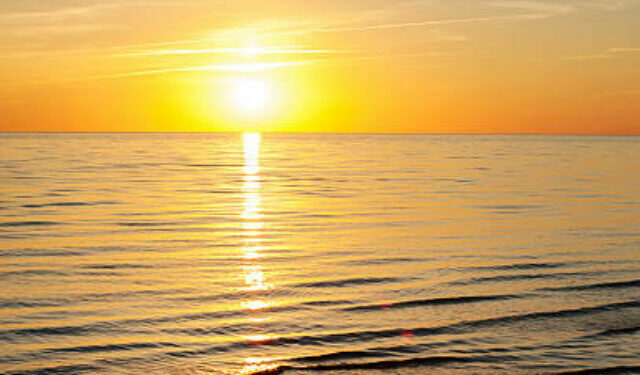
xmin=1 ymin=133 xmax=639 ymax=375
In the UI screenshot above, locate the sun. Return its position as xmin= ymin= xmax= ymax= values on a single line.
xmin=232 ymin=78 xmax=271 ymax=113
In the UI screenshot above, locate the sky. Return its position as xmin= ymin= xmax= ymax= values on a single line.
xmin=1 ymin=0 xmax=639 ymax=134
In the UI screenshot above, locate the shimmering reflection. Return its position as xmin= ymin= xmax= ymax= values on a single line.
xmin=238 ymin=362 xmax=281 ymax=375
xmin=239 ymin=132 xmax=279 ymax=373
xmin=242 ymin=133 xmax=262 ymax=235
xmin=241 ymin=300 xmax=273 ymax=311
xmin=242 ymin=265 xmax=269 ymax=291
xmin=240 ymin=132 xmax=266 ymax=289
xmin=240 ymin=133 xmax=274 ymax=373
xmin=243 ymin=132 xmax=260 ymax=177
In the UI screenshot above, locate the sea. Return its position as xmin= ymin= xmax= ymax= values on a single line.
xmin=1 ymin=132 xmax=639 ymax=375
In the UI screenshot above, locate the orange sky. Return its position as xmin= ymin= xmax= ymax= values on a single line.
xmin=1 ymin=0 xmax=639 ymax=134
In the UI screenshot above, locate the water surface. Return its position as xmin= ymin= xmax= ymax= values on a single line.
xmin=1 ymin=133 xmax=639 ymax=374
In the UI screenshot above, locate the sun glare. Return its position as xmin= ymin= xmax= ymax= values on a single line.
xmin=232 ymin=78 xmax=271 ymax=113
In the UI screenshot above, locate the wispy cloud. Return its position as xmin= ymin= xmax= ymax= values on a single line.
xmin=311 ymin=51 xmax=458 ymax=68
xmin=93 ymin=2 xmax=571 ymax=81
xmin=609 ymin=47 xmax=640 ymax=53
xmin=2 ymin=23 xmax=122 ymax=38
xmin=117 ymin=47 xmax=346 ymax=57
xmin=0 ymin=4 xmax=111 ymax=20
xmin=306 ymin=13 xmax=550 ymax=34
xmin=564 ymin=46 xmax=640 ymax=60
xmin=490 ymin=1 xmax=575 ymax=15
xmin=51 ymin=0 xmax=571 ymax=57
xmin=595 ymin=88 xmax=640 ymax=97
xmin=490 ymin=0 xmax=638 ymax=13
xmin=108 ymin=61 xmax=304 ymax=78
xmin=0 ymin=1 xmax=179 ymax=20
xmin=0 ymin=1 xmax=180 ymax=37
xmin=580 ymin=0 xmax=640 ymax=10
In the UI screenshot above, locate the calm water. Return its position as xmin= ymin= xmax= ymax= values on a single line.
xmin=1 ymin=133 xmax=639 ymax=375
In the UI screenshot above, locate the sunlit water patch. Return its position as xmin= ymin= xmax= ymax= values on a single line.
xmin=1 ymin=133 xmax=639 ymax=375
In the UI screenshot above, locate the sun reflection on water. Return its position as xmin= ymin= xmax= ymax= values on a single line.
xmin=239 ymin=133 xmax=280 ymax=371
xmin=242 ymin=264 xmax=270 ymax=291
xmin=238 ymin=362 xmax=281 ymax=375
xmin=243 ymin=132 xmax=261 ymax=177
xmin=241 ymin=299 xmax=272 ymax=311
xmin=238 ymin=132 xmax=281 ymax=373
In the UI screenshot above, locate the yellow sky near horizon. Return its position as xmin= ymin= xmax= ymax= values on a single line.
xmin=1 ymin=0 xmax=639 ymax=134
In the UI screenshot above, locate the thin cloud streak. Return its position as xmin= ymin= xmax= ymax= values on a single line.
xmin=564 ymin=46 xmax=640 ymax=60
xmin=0 ymin=1 xmax=180 ymax=20
xmin=609 ymin=47 xmax=640 ymax=53
xmin=113 ymin=10 xmax=556 ymax=49
xmin=107 ymin=61 xmax=304 ymax=78
xmin=91 ymin=4 xmax=563 ymax=56
xmin=309 ymin=51 xmax=458 ymax=68
xmin=285 ymin=13 xmax=562 ymax=35
xmin=490 ymin=1 xmax=575 ymax=14
xmin=117 ymin=47 xmax=346 ymax=57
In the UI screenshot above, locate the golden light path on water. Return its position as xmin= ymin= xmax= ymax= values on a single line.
xmin=239 ymin=133 xmax=281 ymax=375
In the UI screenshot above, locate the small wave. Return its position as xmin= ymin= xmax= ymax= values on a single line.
xmin=581 ymin=325 xmax=640 ymax=339
xmin=0 ymin=288 xmax=188 ymax=310
xmin=162 ymin=304 xmax=303 ymax=324
xmin=46 ymin=341 xmax=180 ymax=354
xmin=342 ymin=257 xmax=422 ymax=266
xmin=3 ymin=363 xmax=99 ymax=375
xmin=294 ymin=277 xmax=406 ymax=288
xmin=461 ymin=300 xmax=640 ymax=329
xmin=552 ymin=365 xmax=640 ymax=375
xmin=0 ymin=269 xmax=67 ymax=279
xmin=21 ymin=201 xmax=120 ymax=208
xmin=0 ymin=221 xmax=59 ymax=227
xmin=174 ymin=290 xmax=252 ymax=303
xmin=292 ymin=349 xmax=394 ymax=363
xmin=283 ymin=355 xmax=476 ymax=372
xmin=450 ymin=271 xmax=603 ymax=285
xmin=22 ymin=202 xmax=90 ymax=208
xmin=431 ymin=178 xmax=475 ymax=184
xmin=0 ymin=298 xmax=67 ymax=309
xmin=478 ymin=204 xmax=544 ymax=210
xmin=79 ymin=263 xmax=154 ymax=270
xmin=247 ymin=326 xmax=451 ymax=348
xmin=296 ymin=213 xmax=340 ymax=219
xmin=203 ymin=189 xmax=237 ymax=194
xmin=1 ymin=341 xmax=182 ymax=365
xmin=75 ymin=271 xmax=127 ymax=276
xmin=115 ymin=222 xmax=182 ymax=227
xmin=0 ymin=322 xmax=121 ymax=342
xmin=538 ymin=278 xmax=640 ymax=292
xmin=467 ymin=261 xmax=576 ymax=271
xmin=342 ymin=294 xmax=523 ymax=312
xmin=186 ymin=163 xmax=243 ymax=167
xmin=301 ymin=300 xmax=355 ymax=307
xmin=0 ymin=248 xmax=84 ymax=257
xmin=265 ymin=300 xmax=640 ymax=348
xmin=230 ymin=355 xmax=482 ymax=375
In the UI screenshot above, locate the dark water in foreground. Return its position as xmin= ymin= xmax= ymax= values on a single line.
xmin=1 ymin=133 xmax=639 ymax=375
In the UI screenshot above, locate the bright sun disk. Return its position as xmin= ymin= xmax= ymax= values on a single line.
xmin=232 ymin=79 xmax=271 ymax=112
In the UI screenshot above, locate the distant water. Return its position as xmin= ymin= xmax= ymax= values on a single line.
xmin=1 ymin=133 xmax=639 ymax=375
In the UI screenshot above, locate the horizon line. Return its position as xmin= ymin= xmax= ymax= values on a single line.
xmin=1 ymin=131 xmax=638 ymax=137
